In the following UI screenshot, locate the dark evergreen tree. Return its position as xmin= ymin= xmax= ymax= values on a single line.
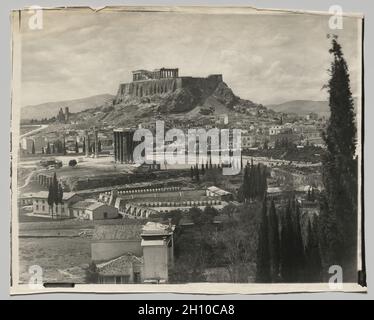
xmin=98 ymin=140 xmax=102 ymax=153
xmin=31 ymin=141 xmax=35 ymax=154
xmin=41 ymin=147 xmax=44 ymax=154
xmin=63 ymin=138 xmax=66 ymax=155
xmin=46 ymin=143 xmax=51 ymax=154
xmin=75 ymin=141 xmax=79 ymax=153
xmin=201 ymin=163 xmax=205 ymax=175
xmin=242 ymin=165 xmax=250 ymax=202
xmin=52 ymin=173 xmax=59 ymax=217
xmin=52 ymin=144 xmax=55 ymax=154
xmin=280 ymin=200 xmax=296 ymax=282
xmin=305 ymin=219 xmax=323 ymax=282
xmin=195 ymin=165 xmax=200 ymax=182
xmin=47 ymin=183 xmax=55 ymax=219
xmin=293 ymin=202 xmax=306 ymax=281
xmin=319 ymin=36 xmax=358 ymax=281
xmin=268 ymin=199 xmax=280 ymax=282
xmin=190 ymin=166 xmax=194 ymax=180
xmin=57 ymin=183 xmax=64 ymax=219
xmin=82 ymin=138 xmax=86 ymax=154
xmin=310 ymin=188 xmax=316 ymax=202
xmin=256 ymin=197 xmax=271 ymax=282
xmin=307 ymin=188 xmax=312 ymax=201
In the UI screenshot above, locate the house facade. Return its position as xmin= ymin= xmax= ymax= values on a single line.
xmin=91 ymin=222 xmax=175 ymax=284
xmin=71 ymin=200 xmax=119 ymax=220
xmin=31 ymin=191 xmax=82 ymax=217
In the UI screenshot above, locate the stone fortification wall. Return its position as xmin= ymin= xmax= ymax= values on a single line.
xmin=115 ymin=74 xmax=223 ymax=103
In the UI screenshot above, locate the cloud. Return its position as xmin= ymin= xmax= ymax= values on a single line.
xmin=18 ymin=9 xmax=361 ymax=106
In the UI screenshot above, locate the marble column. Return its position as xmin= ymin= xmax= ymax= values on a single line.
xmin=85 ymin=130 xmax=90 ymax=157
xmin=94 ymin=128 xmax=98 ymax=158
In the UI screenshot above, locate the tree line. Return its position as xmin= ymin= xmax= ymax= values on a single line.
xmin=47 ymin=172 xmax=64 ymax=219
xmin=256 ymin=197 xmax=322 ymax=283
xmin=238 ymin=160 xmax=268 ymax=202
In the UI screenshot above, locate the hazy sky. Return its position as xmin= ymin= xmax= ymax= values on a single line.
xmin=18 ymin=8 xmax=362 ymax=106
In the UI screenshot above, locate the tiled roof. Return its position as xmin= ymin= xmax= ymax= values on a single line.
xmin=96 ymin=253 xmax=143 ymax=276
xmin=71 ymin=200 xmax=108 ymax=211
xmin=207 ymin=186 xmax=232 ymax=196
xmin=93 ymin=224 xmax=143 ymax=241
xmin=141 ymin=222 xmax=174 ymax=236
xmin=28 ymin=191 xmax=79 ymax=201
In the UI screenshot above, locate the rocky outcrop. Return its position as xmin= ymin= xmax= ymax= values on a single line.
xmin=211 ymin=82 xmax=238 ymax=108
xmin=158 ymin=88 xmax=199 ymax=113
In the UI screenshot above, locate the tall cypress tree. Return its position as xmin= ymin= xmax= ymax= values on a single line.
xmin=52 ymin=173 xmax=59 ymax=218
xmin=256 ymin=197 xmax=271 ymax=282
xmin=195 ymin=165 xmax=200 ymax=182
xmin=63 ymin=138 xmax=66 ymax=155
xmin=319 ymin=36 xmax=358 ymax=281
xmin=31 ymin=141 xmax=35 ymax=154
xmin=293 ymin=202 xmax=306 ymax=281
xmin=242 ymin=165 xmax=250 ymax=202
xmin=305 ymin=218 xmax=323 ymax=282
xmin=57 ymin=183 xmax=64 ymax=218
xmin=268 ymin=199 xmax=280 ymax=282
xmin=47 ymin=183 xmax=54 ymax=219
xmin=280 ymin=200 xmax=296 ymax=282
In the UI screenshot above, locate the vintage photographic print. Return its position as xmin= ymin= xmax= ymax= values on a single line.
xmin=10 ymin=6 xmax=365 ymax=294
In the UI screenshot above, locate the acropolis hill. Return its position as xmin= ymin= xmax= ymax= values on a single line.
xmin=115 ymin=67 xmax=224 ymax=104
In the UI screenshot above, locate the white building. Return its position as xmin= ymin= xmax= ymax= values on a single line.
xmin=31 ymin=191 xmax=82 ymax=217
xmin=71 ymin=200 xmax=119 ymax=220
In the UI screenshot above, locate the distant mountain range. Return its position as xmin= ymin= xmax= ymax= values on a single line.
xmin=268 ymin=98 xmax=359 ymax=117
xmin=21 ymin=94 xmax=115 ymax=120
xmin=267 ymin=100 xmax=330 ymax=117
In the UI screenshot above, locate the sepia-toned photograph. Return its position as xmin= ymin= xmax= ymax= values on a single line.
xmin=10 ymin=6 xmax=365 ymax=294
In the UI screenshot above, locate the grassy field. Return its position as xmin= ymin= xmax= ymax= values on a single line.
xmin=18 ymin=237 xmax=91 ymax=284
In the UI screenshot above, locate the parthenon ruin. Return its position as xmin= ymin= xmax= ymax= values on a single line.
xmin=114 ymin=67 xmax=223 ymax=103
xmin=132 ymin=68 xmax=179 ymax=81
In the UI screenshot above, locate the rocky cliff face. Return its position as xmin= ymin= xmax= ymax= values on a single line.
xmin=116 ymin=79 xmax=239 ymax=115
xmin=211 ymin=82 xmax=238 ymax=108
xmin=54 ymin=78 xmax=260 ymax=129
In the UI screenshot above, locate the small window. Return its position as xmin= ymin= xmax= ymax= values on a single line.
xmin=36 ymin=205 xmax=39 ymax=210
xmin=103 ymin=212 xmax=108 ymax=219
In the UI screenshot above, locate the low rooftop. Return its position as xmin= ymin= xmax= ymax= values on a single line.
xmin=96 ymin=253 xmax=143 ymax=276
xmin=71 ymin=200 xmax=109 ymax=211
xmin=26 ymin=191 xmax=79 ymax=201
